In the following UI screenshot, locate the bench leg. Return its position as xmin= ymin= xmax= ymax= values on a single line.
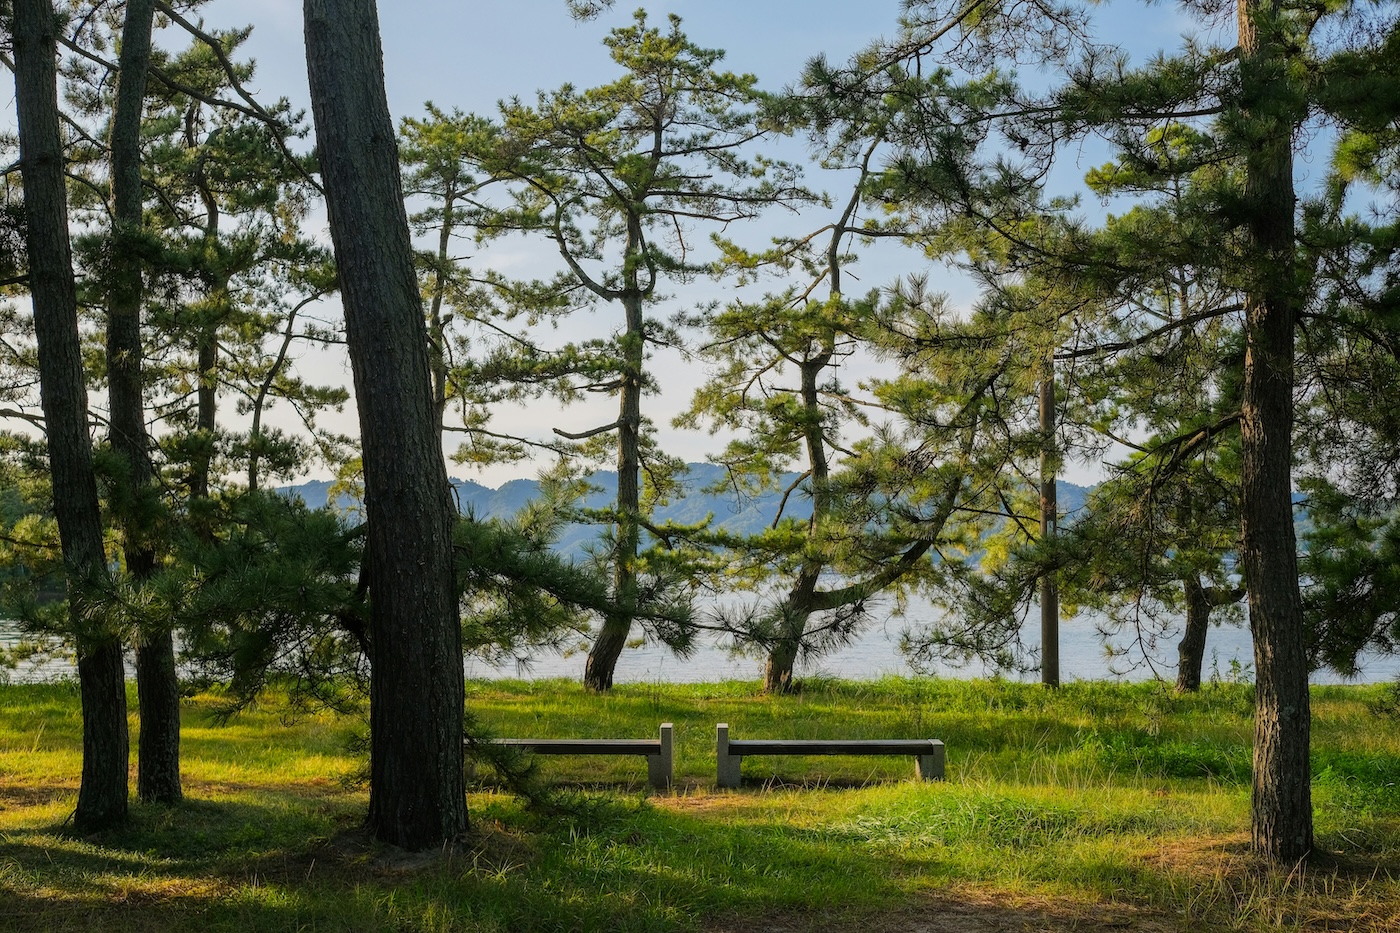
xmin=716 ymin=723 xmax=742 ymax=788
xmin=648 ymin=722 xmax=673 ymax=790
xmin=916 ymin=740 xmax=946 ymax=781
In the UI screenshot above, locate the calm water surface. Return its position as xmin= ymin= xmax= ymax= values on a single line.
xmin=466 ymin=602 xmax=1400 ymax=686
xmin=7 ymin=603 xmax=1398 ymax=686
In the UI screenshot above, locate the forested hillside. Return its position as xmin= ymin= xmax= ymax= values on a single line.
xmin=280 ymin=468 xmax=1096 ymax=561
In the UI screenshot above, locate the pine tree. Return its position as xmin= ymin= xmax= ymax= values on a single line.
xmin=681 ymin=67 xmax=1005 ymax=691
xmin=12 ymin=0 xmax=129 ymax=831
xmin=1019 ymin=126 xmax=1249 ymax=692
xmin=304 ymin=0 xmax=467 ymax=850
xmin=104 ymin=0 xmax=183 ymax=805
xmin=877 ymin=0 xmax=1399 ymax=860
xmin=442 ymin=11 xmax=812 ymax=689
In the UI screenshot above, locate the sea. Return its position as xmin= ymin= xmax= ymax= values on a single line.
xmin=465 ymin=606 xmax=1400 ymax=686
xmin=6 ymin=604 xmax=1398 ymax=687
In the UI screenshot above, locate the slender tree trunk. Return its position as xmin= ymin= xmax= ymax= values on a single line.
xmin=585 ymin=292 xmax=644 ymax=691
xmin=1176 ymin=576 xmax=1212 ymax=693
xmin=107 ymin=0 xmax=182 ymax=804
xmin=763 ymin=637 xmax=802 ymax=693
xmin=428 ymin=192 xmax=454 ymax=428
xmin=584 ymin=619 xmax=627 ymax=692
xmin=762 ymin=355 xmax=830 ymax=694
xmin=188 ymin=325 xmax=218 ymax=502
xmin=1237 ymin=0 xmax=1312 ymax=862
xmin=305 ymin=0 xmax=467 ymax=850
xmin=14 ymin=0 xmax=129 ymax=830
xmin=1177 ymin=581 xmax=1244 ymax=693
xmin=134 ymin=630 xmax=181 ymax=800
xmin=1039 ymin=366 xmax=1059 ymax=688
xmin=763 ymin=573 xmax=817 ymax=694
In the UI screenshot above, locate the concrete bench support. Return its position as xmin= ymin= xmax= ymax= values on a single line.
xmin=716 ymin=722 xmax=944 ymax=788
xmin=480 ymin=722 xmax=673 ymax=790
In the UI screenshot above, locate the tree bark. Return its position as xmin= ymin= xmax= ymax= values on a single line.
xmin=1176 ymin=580 xmax=1244 ymax=692
xmin=1176 ymin=576 xmax=1212 ymax=693
xmin=584 ymin=288 xmax=644 ymax=690
xmin=763 ymin=571 xmax=818 ymax=695
xmin=1237 ymin=0 xmax=1312 ymax=862
xmin=427 ymin=191 xmax=455 ymax=429
xmin=763 ymin=636 xmax=802 ymax=694
xmin=761 ymin=354 xmax=830 ymax=695
xmin=13 ymin=0 xmax=129 ymax=831
xmin=191 ymin=328 xmax=217 ymax=501
xmin=1039 ymin=366 xmax=1059 ymax=688
xmin=108 ymin=0 xmax=182 ymax=805
xmin=134 ymin=629 xmax=182 ymax=802
xmin=304 ymin=0 xmax=467 ymax=849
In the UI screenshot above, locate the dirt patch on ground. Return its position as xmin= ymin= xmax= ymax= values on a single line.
xmin=0 ymin=782 xmax=77 ymax=809
xmin=705 ymin=890 xmax=1188 ymax=933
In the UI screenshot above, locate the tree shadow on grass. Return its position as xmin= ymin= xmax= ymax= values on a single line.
xmin=0 ymin=790 xmax=361 ymax=874
xmin=4 ymin=785 xmax=1394 ymax=933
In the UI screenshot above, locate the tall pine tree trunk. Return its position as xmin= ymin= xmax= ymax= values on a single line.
xmin=14 ymin=0 xmax=129 ymax=831
xmin=1039 ymin=366 xmax=1059 ymax=688
xmin=763 ymin=574 xmax=817 ymax=694
xmin=304 ymin=0 xmax=467 ymax=850
xmin=584 ymin=294 xmax=644 ymax=691
xmin=762 ymin=356 xmax=830 ymax=694
xmin=108 ymin=0 xmax=182 ymax=804
xmin=1237 ymin=0 xmax=1312 ymax=862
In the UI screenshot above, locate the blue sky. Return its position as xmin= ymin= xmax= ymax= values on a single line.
xmin=179 ymin=1 xmax=1223 ymax=486
xmin=201 ymin=2 xmax=907 ymax=128
xmin=188 ymin=1 xmax=937 ymax=483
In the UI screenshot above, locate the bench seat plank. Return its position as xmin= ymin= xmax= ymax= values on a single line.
xmin=728 ymin=739 xmax=939 ymax=756
xmin=474 ymin=723 xmax=673 ymax=789
xmin=717 ymin=723 xmax=944 ymax=787
xmin=492 ymin=738 xmax=659 ymax=755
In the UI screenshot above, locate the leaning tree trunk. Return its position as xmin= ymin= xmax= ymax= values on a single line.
xmin=763 ymin=575 xmax=816 ymax=695
xmin=108 ymin=0 xmax=182 ymax=804
xmin=1177 ymin=580 xmax=1245 ymax=693
xmin=14 ymin=0 xmax=129 ymax=830
xmin=1176 ymin=576 xmax=1212 ymax=693
xmin=305 ymin=0 xmax=467 ymax=850
xmin=584 ymin=293 xmax=644 ymax=691
xmin=1237 ymin=0 xmax=1312 ymax=862
xmin=763 ymin=355 xmax=831 ymax=694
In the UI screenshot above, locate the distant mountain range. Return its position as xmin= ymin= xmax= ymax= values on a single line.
xmin=280 ymin=464 xmax=1092 ymax=561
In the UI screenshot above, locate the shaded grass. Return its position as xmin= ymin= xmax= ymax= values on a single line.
xmin=0 ymin=677 xmax=1397 ymax=931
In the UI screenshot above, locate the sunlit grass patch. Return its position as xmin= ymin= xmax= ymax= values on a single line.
xmin=0 ymin=677 xmax=1396 ymax=932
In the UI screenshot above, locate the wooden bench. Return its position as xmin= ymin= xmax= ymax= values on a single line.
xmin=716 ymin=723 xmax=944 ymax=788
xmin=480 ymin=723 xmax=673 ymax=790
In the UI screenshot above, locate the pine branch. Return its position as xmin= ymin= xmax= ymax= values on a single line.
xmin=1056 ymin=304 xmax=1244 ymax=360
xmin=150 ymin=2 xmax=324 ymax=195
xmin=553 ymin=421 xmax=620 ymax=440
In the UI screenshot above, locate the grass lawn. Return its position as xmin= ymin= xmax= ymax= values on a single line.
xmin=1 ymin=676 xmax=1397 ymax=932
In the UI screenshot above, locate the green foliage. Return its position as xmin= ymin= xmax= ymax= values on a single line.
xmin=396 ymin=12 xmax=816 ymax=683
xmin=454 ymin=483 xmax=604 ymax=664
xmin=167 ymin=483 xmax=625 ymax=713
xmin=1299 ymin=478 xmax=1400 ymax=674
xmin=167 ymin=491 xmax=368 ymax=712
